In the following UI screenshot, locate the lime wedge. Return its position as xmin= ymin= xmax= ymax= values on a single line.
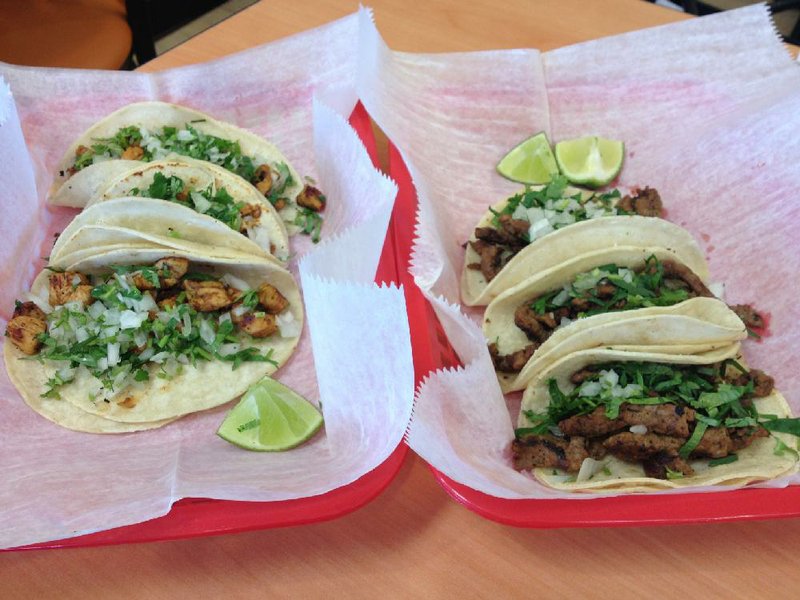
xmin=554 ymin=136 xmax=624 ymax=188
xmin=217 ymin=377 xmax=323 ymax=451
xmin=496 ymin=132 xmax=560 ymax=184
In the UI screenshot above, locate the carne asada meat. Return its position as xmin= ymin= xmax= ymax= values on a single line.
xmin=659 ymin=260 xmax=713 ymax=297
xmin=730 ymin=304 xmax=765 ymax=330
xmin=558 ymin=407 xmax=626 ymax=437
xmin=602 ymin=432 xmax=685 ymax=461
xmin=617 ymin=187 xmax=664 ymax=217
xmin=468 ymin=215 xmax=530 ymax=282
xmin=488 ymin=342 xmax=536 ymax=373
xmin=513 ymin=434 xmax=588 ymax=472
xmin=642 ymin=453 xmax=695 ymax=479
xmin=620 ymin=404 xmax=695 ymax=438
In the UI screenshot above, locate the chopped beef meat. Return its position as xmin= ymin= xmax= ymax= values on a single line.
xmin=642 ymin=453 xmax=695 ymax=479
xmin=619 ymin=403 xmax=695 ymax=438
xmin=488 ymin=342 xmax=536 ymax=373
xmin=659 ymin=260 xmax=713 ymax=297
xmin=602 ymin=432 xmax=684 ymax=461
xmin=558 ymin=407 xmax=626 ymax=437
xmin=730 ymin=304 xmax=764 ymax=329
xmin=586 ymin=438 xmax=608 ymax=460
xmin=691 ymin=427 xmax=732 ymax=459
xmin=514 ymin=305 xmax=549 ymax=342
xmin=469 ymin=240 xmax=503 ymax=282
xmin=617 ymin=187 xmax=664 ymax=217
xmin=512 ymin=434 xmax=588 ymax=472
xmin=729 ymin=426 xmax=769 ymax=451
xmin=569 ymin=368 xmax=597 ymax=384
xmin=729 ymin=368 xmax=774 ymax=398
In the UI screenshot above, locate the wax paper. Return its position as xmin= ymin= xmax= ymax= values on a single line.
xmin=358 ymin=5 xmax=800 ymax=498
xmin=0 ymin=13 xmax=413 ymax=549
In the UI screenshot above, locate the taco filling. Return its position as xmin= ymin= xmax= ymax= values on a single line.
xmin=514 ymin=360 xmax=799 ymax=480
xmin=5 ymin=258 xmax=300 ymax=402
xmin=468 ymin=177 xmax=663 ymax=283
xmin=126 ymin=171 xmax=276 ymax=250
xmin=66 ymin=124 xmax=325 ymax=242
xmin=489 ymin=255 xmax=712 ymax=373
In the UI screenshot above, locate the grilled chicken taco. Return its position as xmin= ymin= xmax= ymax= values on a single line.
xmin=49 ymin=197 xmax=281 ymax=267
xmin=462 ymin=177 xmax=675 ymax=306
xmin=49 ymin=101 xmax=326 ymax=241
xmin=86 ymin=158 xmax=290 ymax=261
xmin=4 ymin=248 xmax=303 ymax=432
xmin=483 ymin=246 xmax=726 ymax=386
xmin=514 ymin=345 xmax=800 ymax=491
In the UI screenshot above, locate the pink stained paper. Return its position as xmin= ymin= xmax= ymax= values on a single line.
xmin=0 ymin=13 xmax=413 ymax=549
xmin=358 ymin=6 xmax=800 ymax=498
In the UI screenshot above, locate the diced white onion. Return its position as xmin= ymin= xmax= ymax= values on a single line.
xmin=133 ymin=330 xmax=147 ymax=348
xmin=199 ymin=319 xmax=216 ymax=345
xmin=599 ymin=369 xmax=619 ymax=388
xmin=176 ymin=128 xmax=194 ymax=142
xmin=552 ymin=289 xmax=570 ymax=307
xmin=139 ymin=347 xmax=155 ymax=361
xmin=579 ymin=381 xmax=602 ymax=397
xmin=107 ymin=343 xmax=120 ymax=367
xmin=231 ymin=304 xmax=248 ymax=318
xmin=218 ymin=343 xmax=241 ymax=357
xmin=191 ymin=192 xmax=212 ymax=214
xmin=629 ymin=424 xmax=648 ymax=435
xmin=25 ymin=292 xmax=53 ymax=314
xmin=576 ymin=458 xmax=604 ymax=482
xmin=221 ymin=274 xmax=250 ymax=292
xmin=218 ymin=312 xmax=232 ymax=325
xmin=75 ymin=327 xmax=90 ymax=343
xmin=88 ymin=301 xmax=105 ymax=319
xmin=559 ymin=316 xmax=572 ymax=328
xmin=150 ymin=351 xmax=169 ymax=364
xmin=708 ymin=281 xmax=725 ymax=300
xmin=120 ymin=310 xmax=146 ymax=330
xmin=181 ymin=312 xmax=192 ymax=336
xmin=277 ymin=311 xmax=301 ymax=338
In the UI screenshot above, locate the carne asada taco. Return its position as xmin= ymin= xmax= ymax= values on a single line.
xmin=497 ymin=296 xmax=747 ymax=394
xmin=49 ymin=101 xmax=326 ymax=241
xmin=514 ymin=345 xmax=799 ymax=491
xmin=4 ymin=248 xmax=303 ymax=430
xmin=462 ymin=177 xmax=682 ymax=306
xmin=49 ymin=198 xmax=281 ymax=266
xmin=87 ymin=158 xmax=290 ymax=261
xmin=484 ymin=247 xmax=719 ymax=385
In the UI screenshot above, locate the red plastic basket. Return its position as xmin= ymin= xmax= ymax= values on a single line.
xmin=386 ymin=141 xmax=800 ymax=528
xmin=12 ymin=102 xmax=408 ymax=551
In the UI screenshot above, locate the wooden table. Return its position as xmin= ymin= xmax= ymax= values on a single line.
xmin=4 ymin=2 xmax=800 ymax=598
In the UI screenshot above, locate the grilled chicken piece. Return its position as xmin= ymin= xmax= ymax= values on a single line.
xmin=296 ymin=185 xmax=325 ymax=212
xmin=130 ymin=270 xmax=158 ymax=291
xmin=257 ymin=283 xmax=288 ymax=314
xmin=155 ymin=257 xmax=189 ymax=288
xmin=253 ymin=164 xmax=273 ymax=196
xmin=121 ymin=145 xmax=144 ymax=160
xmin=231 ymin=305 xmax=278 ymax=338
xmin=13 ymin=301 xmax=46 ymax=321
xmin=183 ymin=280 xmax=233 ymax=312
xmin=6 ymin=315 xmax=47 ymax=355
xmin=48 ymin=272 xmax=94 ymax=307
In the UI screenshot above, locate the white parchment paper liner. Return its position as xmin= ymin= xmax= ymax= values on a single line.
xmin=358 ymin=5 xmax=800 ymax=499
xmin=0 ymin=13 xmax=413 ymax=549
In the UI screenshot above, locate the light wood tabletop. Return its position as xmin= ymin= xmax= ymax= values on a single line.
xmin=4 ymin=1 xmax=800 ymax=598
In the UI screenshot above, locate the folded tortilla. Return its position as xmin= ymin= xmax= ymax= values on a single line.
xmin=4 ymin=248 xmax=303 ymax=430
xmin=462 ymin=213 xmax=708 ymax=307
xmin=86 ymin=158 xmax=290 ymax=261
xmin=49 ymin=198 xmax=282 ymax=266
xmin=483 ymin=246 xmax=731 ymax=389
xmin=517 ymin=345 xmax=798 ymax=491
xmin=48 ymin=101 xmax=306 ymax=234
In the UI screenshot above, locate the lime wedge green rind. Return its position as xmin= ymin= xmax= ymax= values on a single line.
xmin=217 ymin=377 xmax=323 ymax=451
xmin=554 ymin=136 xmax=624 ymax=189
xmin=496 ymin=132 xmax=560 ymax=184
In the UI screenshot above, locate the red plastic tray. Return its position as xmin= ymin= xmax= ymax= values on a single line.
xmin=386 ymin=141 xmax=800 ymax=528
xmin=13 ymin=102 xmax=408 ymax=551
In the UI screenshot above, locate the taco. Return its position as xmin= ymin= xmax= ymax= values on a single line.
xmin=462 ymin=177 xmax=681 ymax=306
xmin=483 ymin=246 xmax=725 ymax=385
xmin=86 ymin=158 xmax=290 ymax=261
xmin=496 ymin=297 xmax=747 ymax=393
xmin=513 ymin=345 xmax=800 ymax=491
xmin=49 ymin=101 xmax=326 ymax=241
xmin=49 ymin=198 xmax=281 ymax=266
xmin=4 ymin=248 xmax=303 ymax=431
